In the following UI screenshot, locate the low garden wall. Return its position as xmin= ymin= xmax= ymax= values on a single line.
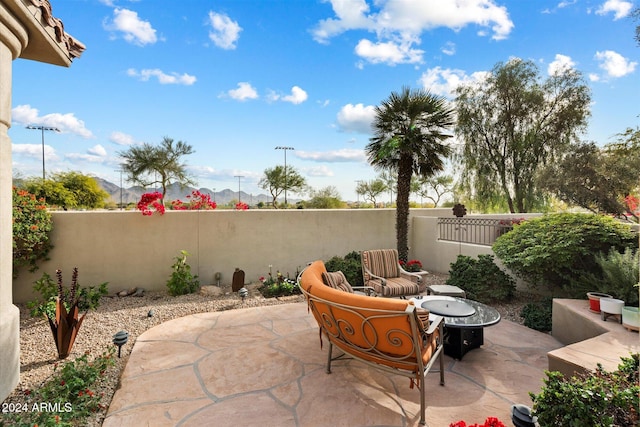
xmin=13 ymin=208 xmax=456 ymax=303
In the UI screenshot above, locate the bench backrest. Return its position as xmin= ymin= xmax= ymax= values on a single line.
xmin=299 ymin=260 xmax=424 ymax=370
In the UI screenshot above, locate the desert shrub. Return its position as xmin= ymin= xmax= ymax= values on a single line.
xmin=446 ymin=254 xmax=515 ymax=303
xmin=520 ymin=297 xmax=553 ymax=332
xmin=166 ymin=250 xmax=199 ymax=296
xmin=258 ymin=276 xmax=300 ymax=298
xmin=324 ymin=251 xmax=363 ymax=287
xmin=593 ymin=248 xmax=639 ymax=305
xmin=0 ymin=348 xmax=116 ymax=427
xmin=530 ymin=354 xmax=639 ymax=427
xmin=493 ymin=213 xmax=638 ymax=297
xmin=12 ymin=187 xmax=53 ymax=277
xmin=27 ymin=271 xmax=108 ymax=319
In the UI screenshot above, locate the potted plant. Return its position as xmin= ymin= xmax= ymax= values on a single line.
xmin=594 ymin=248 xmax=639 ymax=323
xmin=586 ymin=291 xmax=612 ymax=313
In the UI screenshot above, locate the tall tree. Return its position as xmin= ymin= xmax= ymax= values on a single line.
xmin=540 ymin=128 xmax=640 ymax=222
xmin=355 ymin=179 xmax=388 ymax=207
xmin=366 ymin=87 xmax=455 ymax=261
xmin=455 ymin=58 xmax=591 ymax=213
xmin=416 ymin=174 xmax=454 ymax=207
xmin=378 ymin=170 xmax=396 ymax=205
xmin=118 ymin=137 xmax=195 ymax=203
xmin=52 ymin=171 xmax=110 ymax=209
xmin=305 ymin=186 xmax=345 ymax=209
xmin=22 ymin=172 xmax=109 ymax=209
xmin=258 ymin=165 xmax=306 ymax=208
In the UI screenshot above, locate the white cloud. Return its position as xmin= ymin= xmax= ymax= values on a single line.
xmin=127 ymin=68 xmax=196 ymax=85
xmin=104 ymin=8 xmax=157 ymax=46
xmin=283 ymin=86 xmax=308 ymax=104
xmin=354 ymin=38 xmax=423 ymax=65
xmin=312 ymin=0 xmax=513 ymax=65
xmin=595 ymin=50 xmax=637 ymax=78
xmin=66 ymin=145 xmax=108 ymax=163
xmin=109 ymin=131 xmax=136 ymax=146
xmin=225 ymin=82 xmax=258 ymax=101
xmin=305 ymin=165 xmax=335 ymax=177
xmin=12 ymin=105 xmax=94 ymax=138
xmin=88 ymin=145 xmax=108 ymax=157
xmin=589 ymin=73 xmax=601 ymax=82
xmin=296 ymin=148 xmax=367 ymax=163
xmin=441 ymin=41 xmax=456 ymax=56
xmin=419 ymin=67 xmax=489 ymax=98
xmin=12 ymin=143 xmax=55 ymax=159
xmin=269 ymin=86 xmax=308 ymax=104
xmin=208 ymin=11 xmax=242 ymax=49
xmin=596 ymin=0 xmax=633 ymax=20
xmin=336 ymin=103 xmax=375 ymax=133
xmin=548 ymin=54 xmax=576 ymax=76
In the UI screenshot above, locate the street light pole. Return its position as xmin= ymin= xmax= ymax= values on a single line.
xmin=26 ymin=125 xmax=60 ymax=182
xmin=275 ymin=146 xmax=294 ymax=206
xmin=114 ymin=169 xmax=124 ymax=210
xmin=234 ymin=175 xmax=244 ymax=204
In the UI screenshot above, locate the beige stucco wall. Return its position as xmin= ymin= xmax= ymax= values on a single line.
xmin=13 ymin=208 xmax=453 ymax=303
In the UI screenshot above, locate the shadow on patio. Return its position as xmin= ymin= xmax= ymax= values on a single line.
xmin=103 ymin=302 xmax=562 ymax=427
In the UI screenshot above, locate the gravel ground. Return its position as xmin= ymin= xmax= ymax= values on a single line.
xmin=1 ymin=273 xmax=530 ymax=426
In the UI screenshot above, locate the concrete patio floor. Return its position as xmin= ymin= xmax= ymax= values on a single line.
xmin=103 ymin=302 xmax=563 ymax=427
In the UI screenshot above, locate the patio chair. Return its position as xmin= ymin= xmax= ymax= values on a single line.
xmin=361 ymin=249 xmax=425 ymax=298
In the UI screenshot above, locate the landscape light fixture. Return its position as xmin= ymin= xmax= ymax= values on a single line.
xmin=234 ymin=175 xmax=244 ymax=204
xmin=275 ymin=146 xmax=295 ymax=206
xmin=26 ymin=125 xmax=60 ymax=182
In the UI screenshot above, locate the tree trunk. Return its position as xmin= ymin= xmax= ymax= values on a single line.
xmin=396 ymin=156 xmax=413 ymax=262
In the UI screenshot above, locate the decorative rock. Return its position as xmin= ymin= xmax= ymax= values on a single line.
xmin=117 ymin=287 xmax=137 ymax=297
xmin=133 ymin=287 xmax=145 ymax=297
xmin=200 ymin=285 xmax=224 ymax=297
xmin=147 ymin=309 xmax=154 ymax=318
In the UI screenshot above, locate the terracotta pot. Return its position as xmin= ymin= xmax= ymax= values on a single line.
xmin=586 ymin=292 xmax=612 ymax=313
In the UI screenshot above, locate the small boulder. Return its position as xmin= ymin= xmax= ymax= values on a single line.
xmin=200 ymin=285 xmax=224 ymax=297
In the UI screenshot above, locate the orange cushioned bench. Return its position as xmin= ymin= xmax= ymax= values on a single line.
xmin=297 ymin=260 xmax=445 ymax=425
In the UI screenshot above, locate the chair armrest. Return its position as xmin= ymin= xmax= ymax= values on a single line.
xmin=425 ymin=315 xmax=443 ymax=335
xmin=363 ymin=266 xmax=387 ymax=287
xmin=398 ymin=268 xmax=422 ymax=284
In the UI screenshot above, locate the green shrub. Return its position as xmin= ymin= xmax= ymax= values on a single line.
xmin=12 ymin=187 xmax=53 ymax=277
xmin=530 ymin=354 xmax=639 ymax=427
xmin=324 ymin=251 xmax=363 ymax=287
xmin=258 ymin=276 xmax=301 ymax=298
xmin=446 ymin=254 xmax=515 ymax=303
xmin=594 ymin=248 xmax=639 ymax=305
xmin=0 ymin=348 xmax=116 ymax=427
xmin=27 ymin=271 xmax=108 ymax=319
xmin=520 ymin=297 xmax=553 ymax=332
xmin=166 ymin=250 xmax=199 ymax=296
xmin=493 ymin=213 xmax=638 ymax=297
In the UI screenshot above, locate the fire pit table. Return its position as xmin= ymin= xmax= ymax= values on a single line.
xmin=410 ymin=296 xmax=501 ymax=359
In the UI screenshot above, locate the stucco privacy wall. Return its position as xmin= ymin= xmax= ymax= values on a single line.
xmin=1 ymin=0 xmax=85 ymax=403
xmin=411 ymin=214 xmax=542 ymax=291
xmin=13 ymin=208 xmax=453 ymax=303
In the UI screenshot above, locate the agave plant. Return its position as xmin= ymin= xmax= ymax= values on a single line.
xmin=47 ymin=268 xmax=86 ymax=359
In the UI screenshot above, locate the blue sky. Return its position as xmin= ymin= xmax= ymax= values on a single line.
xmin=9 ymin=0 xmax=638 ymax=202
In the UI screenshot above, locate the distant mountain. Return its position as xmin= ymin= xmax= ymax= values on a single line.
xmin=95 ymin=178 xmax=276 ymax=206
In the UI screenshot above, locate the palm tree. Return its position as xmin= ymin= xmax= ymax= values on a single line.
xmin=366 ymin=87 xmax=455 ymax=261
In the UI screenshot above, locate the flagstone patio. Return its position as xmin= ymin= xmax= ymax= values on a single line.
xmin=103 ymin=302 xmax=563 ymax=427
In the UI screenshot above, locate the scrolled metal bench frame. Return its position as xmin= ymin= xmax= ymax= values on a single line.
xmin=298 ymin=263 xmax=445 ymax=425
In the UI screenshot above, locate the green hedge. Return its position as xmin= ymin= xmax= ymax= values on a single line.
xmin=493 ymin=213 xmax=637 ymax=297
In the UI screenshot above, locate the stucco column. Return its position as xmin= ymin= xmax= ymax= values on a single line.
xmin=0 ymin=2 xmax=28 ymax=402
